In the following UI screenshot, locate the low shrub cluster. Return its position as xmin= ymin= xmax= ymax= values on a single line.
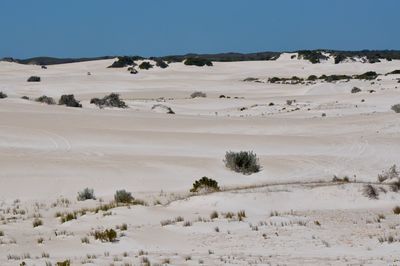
xmin=90 ymin=93 xmax=127 ymax=108
xmin=155 ymin=60 xmax=169 ymax=69
xmin=224 ymin=151 xmax=261 ymax=175
xmin=190 ymin=91 xmax=207 ymax=98
xmin=297 ymin=50 xmax=328 ymax=64
xmin=27 ymin=76 xmax=41 ymax=82
xmin=184 ymin=57 xmax=213 ymax=67
xmin=77 ymin=188 xmax=96 ymax=201
xmin=35 ymin=95 xmax=55 ymax=105
xmin=114 ymin=189 xmax=134 ymax=204
xmin=0 ymin=91 xmax=7 ymax=99
xmin=93 ymin=229 xmax=117 ymax=242
xmin=353 ymin=71 xmax=378 ymax=80
xmin=190 ymin=177 xmax=220 ymax=193
xmin=59 ymin=94 xmax=82 ymax=108
xmin=138 ymin=61 xmax=153 ymax=70
xmin=391 ymin=104 xmax=400 ymax=113
xmin=351 ymin=87 xmax=362 ymax=93
xmin=378 ymin=165 xmax=399 ymax=182
xmin=108 ymin=56 xmax=142 ymax=68
xmin=362 ymin=184 xmax=379 ymax=199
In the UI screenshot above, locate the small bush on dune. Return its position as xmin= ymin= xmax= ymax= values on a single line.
xmin=190 ymin=177 xmax=220 ymax=193
xmin=0 ymin=91 xmax=7 ymax=99
xmin=190 ymin=91 xmax=207 ymax=98
xmin=114 ymin=189 xmax=134 ymax=204
xmin=307 ymin=75 xmax=318 ymax=81
xmin=77 ymin=188 xmax=96 ymax=201
xmin=27 ymin=76 xmax=41 ymax=82
xmin=224 ymin=151 xmax=261 ymax=175
xmin=56 ymin=260 xmax=71 ymax=266
xmin=35 ymin=95 xmax=55 ymax=105
xmin=90 ymin=93 xmax=127 ymax=109
xmin=184 ymin=57 xmax=213 ymax=67
xmin=351 ymin=87 xmax=362 ymax=93
xmin=33 ymin=218 xmax=43 ymax=227
xmin=378 ymin=164 xmax=399 ymax=182
xmin=21 ymin=96 xmax=29 ymax=100
xmin=155 ymin=60 xmax=169 ymax=69
xmin=362 ymin=184 xmax=379 ymax=199
xmin=353 ymin=71 xmax=378 ymax=80
xmin=393 ymin=206 xmax=400 ymax=215
xmin=138 ymin=61 xmax=153 ymax=70
xmin=59 ymin=94 xmax=82 ymax=108
xmin=391 ymin=104 xmax=400 ymax=113
xmin=93 ymin=229 xmax=117 ymax=242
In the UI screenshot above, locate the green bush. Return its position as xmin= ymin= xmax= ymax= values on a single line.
xmin=94 ymin=229 xmax=117 ymax=242
xmin=354 ymin=71 xmax=378 ymax=80
xmin=114 ymin=189 xmax=134 ymax=203
xmin=184 ymin=57 xmax=213 ymax=67
xmin=224 ymin=151 xmax=261 ymax=175
xmin=351 ymin=87 xmax=362 ymax=93
xmin=35 ymin=95 xmax=55 ymax=105
xmin=27 ymin=76 xmax=41 ymax=82
xmin=21 ymin=96 xmax=29 ymax=100
xmin=190 ymin=91 xmax=207 ymax=98
xmin=155 ymin=60 xmax=169 ymax=69
xmin=77 ymin=188 xmax=96 ymax=201
xmin=391 ymin=104 xmax=400 ymax=113
xmin=307 ymin=75 xmax=318 ymax=81
xmin=190 ymin=177 xmax=220 ymax=193
xmin=90 ymin=93 xmax=127 ymax=108
xmin=59 ymin=94 xmax=82 ymax=108
xmin=0 ymin=91 xmax=7 ymax=99
xmin=139 ymin=61 xmax=153 ymax=70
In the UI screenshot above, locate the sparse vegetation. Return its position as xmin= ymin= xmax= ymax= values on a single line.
xmin=190 ymin=176 xmax=220 ymax=193
xmin=77 ymin=188 xmax=96 ymax=201
xmin=391 ymin=104 xmax=400 ymax=113
xmin=59 ymin=94 xmax=82 ymax=108
xmin=114 ymin=189 xmax=134 ymax=204
xmin=332 ymin=175 xmax=350 ymax=182
xmin=27 ymin=76 xmax=41 ymax=82
xmin=184 ymin=57 xmax=213 ymax=67
xmin=351 ymin=87 xmax=362 ymax=93
xmin=155 ymin=59 xmax=169 ymax=69
xmin=210 ymin=211 xmax=219 ymax=219
xmin=362 ymin=184 xmax=379 ymax=199
xmin=90 ymin=93 xmax=127 ymax=108
xmin=190 ymin=91 xmax=207 ymax=98
xmin=224 ymin=151 xmax=261 ymax=174
xmin=138 ymin=61 xmax=154 ymax=70
xmin=354 ymin=71 xmax=378 ymax=80
xmin=0 ymin=91 xmax=7 ymax=98
xmin=33 ymin=218 xmax=43 ymax=227
xmin=393 ymin=206 xmax=400 ymax=215
xmin=378 ymin=165 xmax=399 ymax=182
xmin=93 ymin=229 xmax=117 ymax=242
xmin=35 ymin=95 xmax=55 ymax=105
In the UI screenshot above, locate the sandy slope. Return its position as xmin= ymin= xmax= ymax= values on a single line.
xmin=0 ymin=55 xmax=400 ymax=265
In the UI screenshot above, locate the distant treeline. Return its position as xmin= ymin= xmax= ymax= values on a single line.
xmin=1 ymin=56 xmax=115 ymax=65
xmin=2 ymin=50 xmax=400 ymax=66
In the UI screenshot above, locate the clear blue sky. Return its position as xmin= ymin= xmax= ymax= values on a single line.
xmin=0 ymin=0 xmax=399 ymax=58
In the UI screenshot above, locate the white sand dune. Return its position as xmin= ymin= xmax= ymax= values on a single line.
xmin=0 ymin=57 xmax=400 ymax=265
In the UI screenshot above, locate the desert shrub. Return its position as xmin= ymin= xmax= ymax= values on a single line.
xmin=94 ymin=229 xmax=117 ymax=242
xmin=190 ymin=177 xmax=220 ymax=193
xmin=210 ymin=211 xmax=219 ymax=219
xmin=268 ymin=77 xmax=282 ymax=83
xmin=190 ymin=91 xmax=207 ymax=98
xmin=354 ymin=71 xmax=378 ymax=80
xmin=90 ymin=93 xmax=127 ymax=108
xmin=108 ymin=56 xmax=141 ymax=68
xmin=332 ymin=175 xmax=350 ymax=182
xmin=378 ymin=165 xmax=399 ymax=182
xmin=184 ymin=57 xmax=213 ymax=67
xmin=237 ymin=210 xmax=246 ymax=220
xmin=33 ymin=218 xmax=43 ymax=227
xmin=35 ymin=95 xmax=55 ymax=105
xmin=386 ymin=70 xmax=400 ymax=75
xmin=114 ymin=189 xmax=134 ymax=204
xmin=27 ymin=76 xmax=41 ymax=82
xmin=243 ymin=77 xmax=259 ymax=82
xmin=297 ymin=50 xmax=328 ymax=64
xmin=307 ymin=75 xmax=318 ymax=81
xmin=393 ymin=206 xmax=400 ymax=215
xmin=0 ymin=91 xmax=7 ymax=98
xmin=224 ymin=151 xmax=261 ymax=174
xmin=56 ymin=260 xmax=71 ymax=266
xmin=362 ymin=184 xmax=379 ymax=199
xmin=155 ymin=60 xmax=169 ymax=69
xmin=138 ymin=61 xmax=153 ymax=70
xmin=59 ymin=94 xmax=82 ymax=108
xmin=21 ymin=96 xmax=29 ymax=100
xmin=391 ymin=104 xmax=400 ymax=113
xmin=323 ymin=74 xmax=351 ymax=82
xmin=77 ymin=188 xmax=96 ymax=201
xmin=60 ymin=212 xmax=77 ymax=223
xmin=351 ymin=87 xmax=362 ymax=93
xmin=151 ymin=104 xmax=175 ymax=114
